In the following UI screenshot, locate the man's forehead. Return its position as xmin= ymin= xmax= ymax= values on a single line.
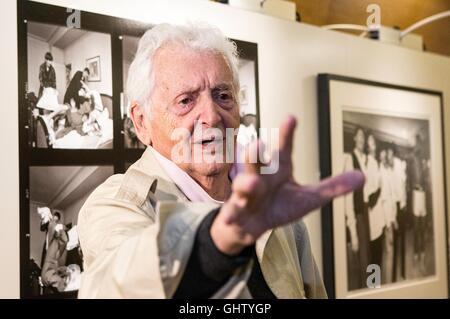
xmin=153 ymin=42 xmax=233 ymax=89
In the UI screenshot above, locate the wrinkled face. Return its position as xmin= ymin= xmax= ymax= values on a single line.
xmin=354 ymin=128 xmax=365 ymax=152
xmin=148 ymin=43 xmax=240 ymax=178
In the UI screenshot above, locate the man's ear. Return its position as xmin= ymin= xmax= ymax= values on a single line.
xmin=129 ymin=102 xmax=152 ymax=146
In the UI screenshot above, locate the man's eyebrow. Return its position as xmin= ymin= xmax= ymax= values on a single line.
xmin=174 ymin=86 xmax=201 ymax=96
xmin=212 ymin=83 xmax=233 ymax=90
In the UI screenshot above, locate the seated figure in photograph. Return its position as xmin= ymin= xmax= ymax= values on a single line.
xmin=77 ymin=23 xmax=364 ymax=298
xmin=64 ymin=68 xmax=90 ymax=109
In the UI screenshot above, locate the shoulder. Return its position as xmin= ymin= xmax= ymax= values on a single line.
xmin=81 ymin=165 xmax=158 ymax=212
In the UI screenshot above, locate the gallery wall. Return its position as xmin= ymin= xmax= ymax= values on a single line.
xmin=1 ymin=0 xmax=449 ymax=298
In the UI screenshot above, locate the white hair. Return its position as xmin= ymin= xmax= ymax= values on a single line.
xmin=126 ymin=22 xmax=240 ymax=117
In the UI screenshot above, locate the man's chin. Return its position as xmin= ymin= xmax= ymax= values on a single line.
xmin=191 ymin=162 xmax=230 ymax=177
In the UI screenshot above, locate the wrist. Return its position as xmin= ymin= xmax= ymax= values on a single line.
xmin=210 ymin=209 xmax=253 ymax=256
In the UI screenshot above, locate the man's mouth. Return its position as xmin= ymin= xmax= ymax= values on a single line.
xmin=194 ymin=136 xmax=224 ymax=146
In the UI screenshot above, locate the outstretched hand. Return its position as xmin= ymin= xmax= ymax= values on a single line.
xmin=211 ymin=116 xmax=365 ymax=255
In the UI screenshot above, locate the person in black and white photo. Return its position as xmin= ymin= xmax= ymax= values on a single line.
xmin=343 ymin=127 xmax=370 ymax=290
xmin=389 ymin=144 xmax=408 ymax=281
xmin=365 ymin=133 xmax=383 ymax=270
xmin=379 ymin=147 xmax=396 ymax=284
xmin=38 ymin=52 xmax=56 ymax=100
xmin=27 ymin=21 xmax=113 ymax=149
xmin=408 ymin=133 xmax=429 ymax=275
xmin=343 ymin=111 xmax=436 ymax=291
xmin=27 ymin=166 xmax=114 ymax=298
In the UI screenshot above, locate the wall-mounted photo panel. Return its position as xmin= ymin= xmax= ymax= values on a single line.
xmin=27 ymin=21 xmax=113 ymax=149
xmin=27 ymin=165 xmax=114 ymax=298
xmin=343 ymin=112 xmax=435 ymax=291
xmin=318 ymin=74 xmax=448 ymax=298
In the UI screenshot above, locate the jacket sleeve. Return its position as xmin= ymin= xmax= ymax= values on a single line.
xmin=173 ymin=208 xmax=254 ymax=298
xmin=77 ymin=175 xmax=252 ymax=298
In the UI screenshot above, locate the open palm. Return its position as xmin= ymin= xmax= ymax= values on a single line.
xmin=212 ymin=116 xmax=365 ymax=253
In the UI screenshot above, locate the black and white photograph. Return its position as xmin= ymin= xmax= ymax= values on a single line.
xmin=342 ymin=111 xmax=434 ymax=291
xmin=27 ymin=21 xmax=113 ymax=149
xmin=236 ymin=58 xmax=258 ymax=146
xmin=26 ymin=166 xmax=114 ymax=298
xmin=319 ymin=74 xmax=448 ymax=298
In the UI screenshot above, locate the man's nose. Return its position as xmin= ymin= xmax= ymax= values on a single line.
xmin=198 ymin=95 xmax=221 ymax=127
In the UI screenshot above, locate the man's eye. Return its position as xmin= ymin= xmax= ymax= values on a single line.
xmin=214 ymin=90 xmax=233 ymax=103
xmin=219 ymin=93 xmax=231 ymax=101
xmin=179 ymin=97 xmax=193 ymax=106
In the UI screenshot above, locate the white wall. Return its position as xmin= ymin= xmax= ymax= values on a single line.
xmin=1 ymin=0 xmax=20 ymax=299
xmin=1 ymin=0 xmax=449 ymax=298
xmin=64 ymin=31 xmax=112 ymax=96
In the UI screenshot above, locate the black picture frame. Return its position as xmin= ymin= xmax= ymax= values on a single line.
xmin=17 ymin=0 xmax=260 ymax=298
xmin=318 ymin=73 xmax=449 ymax=298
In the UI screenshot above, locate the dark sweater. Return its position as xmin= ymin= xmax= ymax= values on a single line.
xmin=173 ymin=208 xmax=276 ymax=298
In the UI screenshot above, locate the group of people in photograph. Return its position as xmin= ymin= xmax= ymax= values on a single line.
xmin=31 ymin=52 xmax=111 ymax=148
xmin=344 ymin=125 xmax=432 ymax=290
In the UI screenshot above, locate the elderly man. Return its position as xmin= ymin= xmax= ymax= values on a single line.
xmin=77 ymin=23 xmax=363 ymax=298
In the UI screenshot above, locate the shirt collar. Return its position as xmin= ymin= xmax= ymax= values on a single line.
xmin=149 ymin=146 xmax=225 ymax=204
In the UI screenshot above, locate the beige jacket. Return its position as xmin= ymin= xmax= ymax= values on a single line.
xmin=77 ymin=148 xmax=327 ymax=298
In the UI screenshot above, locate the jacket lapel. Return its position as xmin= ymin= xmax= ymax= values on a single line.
xmin=257 ymin=226 xmax=305 ymax=298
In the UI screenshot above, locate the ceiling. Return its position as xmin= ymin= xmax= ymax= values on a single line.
xmin=30 ymin=166 xmax=113 ymax=210
xmin=27 ymin=21 xmax=87 ymax=50
xmin=289 ymin=0 xmax=450 ymax=57
xmin=343 ymin=111 xmax=428 ymax=147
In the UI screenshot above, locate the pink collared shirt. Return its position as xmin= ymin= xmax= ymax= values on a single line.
xmin=149 ymin=146 xmax=224 ymax=204
xmin=149 ymin=143 xmax=246 ymax=204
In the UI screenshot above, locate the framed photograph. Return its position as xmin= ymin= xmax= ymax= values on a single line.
xmin=27 ymin=165 xmax=114 ymax=298
xmin=318 ymin=74 xmax=448 ymax=298
xmin=26 ymin=21 xmax=113 ymax=149
xmin=86 ymin=56 xmax=101 ymax=82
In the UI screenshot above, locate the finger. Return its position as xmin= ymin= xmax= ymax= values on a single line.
xmin=244 ymin=139 xmax=265 ymax=175
xmin=297 ymin=170 xmax=365 ymax=213
xmin=314 ymin=170 xmax=365 ymax=201
xmin=225 ymin=173 xmax=266 ymax=224
xmin=278 ymin=170 xmax=364 ymax=225
xmin=278 ymin=115 xmax=297 ymax=164
xmin=232 ymin=173 xmax=260 ymax=200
